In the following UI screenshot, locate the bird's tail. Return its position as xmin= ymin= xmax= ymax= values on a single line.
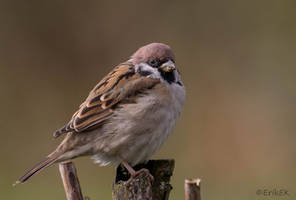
xmin=13 ymin=152 xmax=61 ymax=186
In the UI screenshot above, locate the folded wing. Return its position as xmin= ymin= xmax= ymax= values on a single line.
xmin=54 ymin=62 xmax=160 ymax=137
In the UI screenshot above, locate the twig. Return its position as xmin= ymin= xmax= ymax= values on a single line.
xmin=59 ymin=161 xmax=84 ymax=200
xmin=112 ymin=159 xmax=175 ymax=200
xmin=184 ymin=178 xmax=201 ymax=200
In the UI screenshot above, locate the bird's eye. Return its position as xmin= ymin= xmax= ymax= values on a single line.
xmin=148 ymin=59 xmax=159 ymax=68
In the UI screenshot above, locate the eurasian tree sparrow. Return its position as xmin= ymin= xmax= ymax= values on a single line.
xmin=15 ymin=43 xmax=185 ymax=185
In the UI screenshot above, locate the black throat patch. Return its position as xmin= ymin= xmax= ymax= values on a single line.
xmin=159 ymin=69 xmax=175 ymax=84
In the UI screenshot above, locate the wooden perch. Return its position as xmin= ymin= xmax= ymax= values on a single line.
xmin=184 ymin=178 xmax=201 ymax=200
xmin=58 ymin=159 xmax=200 ymax=200
xmin=112 ymin=159 xmax=175 ymax=200
xmin=59 ymin=162 xmax=84 ymax=200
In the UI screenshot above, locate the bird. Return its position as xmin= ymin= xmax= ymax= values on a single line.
xmin=15 ymin=42 xmax=186 ymax=185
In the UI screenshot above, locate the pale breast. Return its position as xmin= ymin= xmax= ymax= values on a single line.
xmin=91 ymin=82 xmax=185 ymax=166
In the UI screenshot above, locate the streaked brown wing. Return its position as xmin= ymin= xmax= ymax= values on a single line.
xmin=53 ymin=62 xmax=160 ymax=138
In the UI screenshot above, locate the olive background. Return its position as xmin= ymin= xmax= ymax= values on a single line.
xmin=1 ymin=1 xmax=295 ymax=199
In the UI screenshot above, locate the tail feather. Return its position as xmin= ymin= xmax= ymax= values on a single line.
xmin=13 ymin=152 xmax=60 ymax=186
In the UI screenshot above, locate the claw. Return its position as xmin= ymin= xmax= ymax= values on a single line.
xmin=121 ymin=161 xmax=154 ymax=185
xmin=126 ymin=168 xmax=154 ymax=185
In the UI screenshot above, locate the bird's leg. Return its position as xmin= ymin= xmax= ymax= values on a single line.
xmin=121 ymin=161 xmax=154 ymax=184
xmin=121 ymin=161 xmax=136 ymax=175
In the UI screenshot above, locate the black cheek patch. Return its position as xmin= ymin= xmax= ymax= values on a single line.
xmin=139 ymin=70 xmax=152 ymax=76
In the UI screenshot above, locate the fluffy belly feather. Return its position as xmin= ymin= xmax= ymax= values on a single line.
xmin=91 ymin=83 xmax=184 ymax=166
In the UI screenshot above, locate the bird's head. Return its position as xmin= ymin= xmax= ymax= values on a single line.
xmin=131 ymin=43 xmax=183 ymax=86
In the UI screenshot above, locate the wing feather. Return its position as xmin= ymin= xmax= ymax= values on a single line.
xmin=53 ymin=62 xmax=160 ymax=138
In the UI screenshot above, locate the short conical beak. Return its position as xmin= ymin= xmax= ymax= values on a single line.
xmin=160 ymin=61 xmax=176 ymax=73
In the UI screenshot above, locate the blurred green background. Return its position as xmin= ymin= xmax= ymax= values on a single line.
xmin=1 ymin=0 xmax=295 ymax=199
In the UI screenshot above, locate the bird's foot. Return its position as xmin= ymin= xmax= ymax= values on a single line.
xmin=121 ymin=160 xmax=154 ymax=185
xmin=126 ymin=168 xmax=154 ymax=185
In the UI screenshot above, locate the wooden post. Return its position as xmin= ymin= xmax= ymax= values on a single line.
xmin=184 ymin=178 xmax=201 ymax=200
xmin=59 ymin=161 xmax=84 ymax=200
xmin=112 ymin=159 xmax=175 ymax=200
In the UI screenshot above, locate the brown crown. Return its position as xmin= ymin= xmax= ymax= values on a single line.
xmin=131 ymin=43 xmax=175 ymax=64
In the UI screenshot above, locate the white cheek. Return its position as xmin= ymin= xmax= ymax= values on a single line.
xmin=148 ymin=70 xmax=161 ymax=80
xmin=135 ymin=63 xmax=162 ymax=80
